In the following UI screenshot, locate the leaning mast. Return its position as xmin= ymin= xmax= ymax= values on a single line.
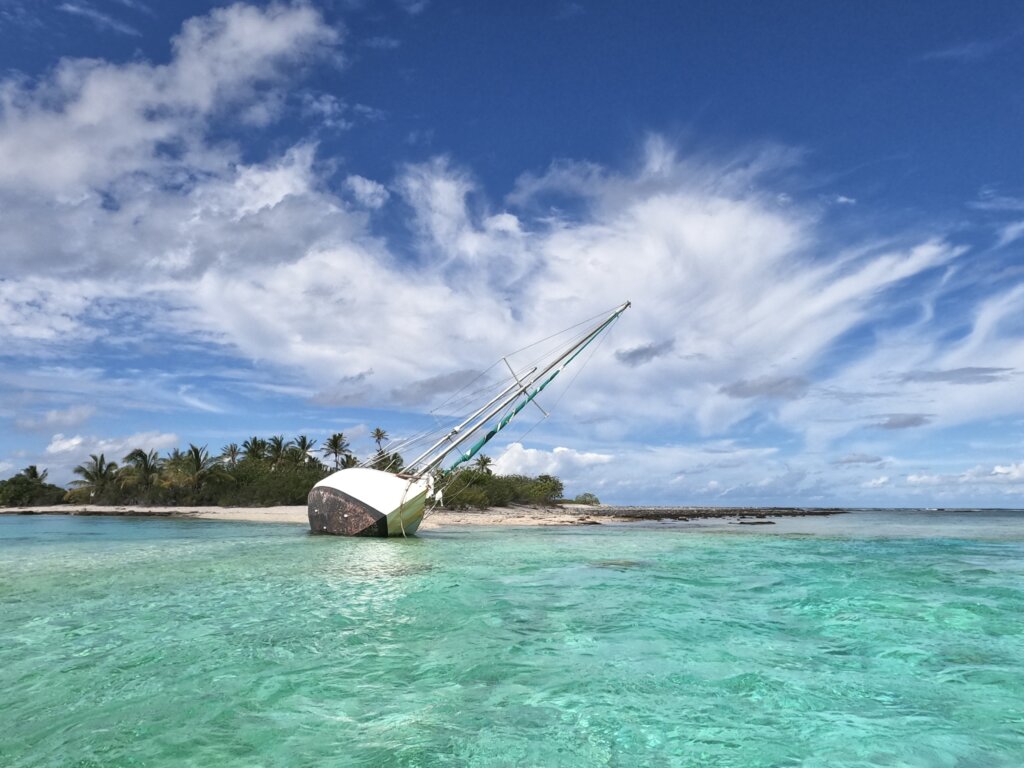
xmin=409 ymin=300 xmax=631 ymax=479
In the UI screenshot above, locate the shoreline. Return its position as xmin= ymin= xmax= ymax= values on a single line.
xmin=0 ymin=504 xmax=847 ymax=528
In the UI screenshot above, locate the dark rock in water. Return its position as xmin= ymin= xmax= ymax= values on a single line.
xmin=590 ymin=559 xmax=653 ymax=569
xmin=308 ymin=486 xmax=388 ymax=537
xmin=737 ymin=520 xmax=775 ymax=525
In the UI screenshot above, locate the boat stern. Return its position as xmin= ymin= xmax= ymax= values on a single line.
xmin=307 ymin=467 xmax=431 ymax=537
xmin=308 ymin=484 xmax=390 ymax=536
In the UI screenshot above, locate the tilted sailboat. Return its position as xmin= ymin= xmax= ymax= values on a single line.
xmin=307 ymin=301 xmax=630 ymax=536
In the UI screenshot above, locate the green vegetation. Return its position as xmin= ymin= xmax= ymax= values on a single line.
xmin=440 ymin=466 xmax=566 ymax=509
xmin=0 ymin=438 xmax=599 ymax=510
xmin=0 ymin=466 xmax=66 ymax=506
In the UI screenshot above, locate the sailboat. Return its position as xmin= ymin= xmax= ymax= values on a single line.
xmin=307 ymin=301 xmax=631 ymax=536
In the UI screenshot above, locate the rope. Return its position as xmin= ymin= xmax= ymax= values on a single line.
xmin=397 ymin=476 xmax=414 ymax=538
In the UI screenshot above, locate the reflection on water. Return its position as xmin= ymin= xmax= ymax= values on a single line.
xmin=318 ymin=536 xmax=434 ymax=581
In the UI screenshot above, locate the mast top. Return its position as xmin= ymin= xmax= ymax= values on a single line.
xmin=411 ymin=299 xmax=631 ymax=477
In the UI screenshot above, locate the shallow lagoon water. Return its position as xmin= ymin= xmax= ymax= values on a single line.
xmin=2 ymin=512 xmax=1023 ymax=767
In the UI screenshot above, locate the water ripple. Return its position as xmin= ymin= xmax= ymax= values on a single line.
xmin=1 ymin=514 xmax=1023 ymax=766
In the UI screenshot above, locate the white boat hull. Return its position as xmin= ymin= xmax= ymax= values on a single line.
xmin=307 ymin=468 xmax=431 ymax=537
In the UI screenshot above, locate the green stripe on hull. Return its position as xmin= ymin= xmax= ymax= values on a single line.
xmin=385 ymin=490 xmax=427 ymax=537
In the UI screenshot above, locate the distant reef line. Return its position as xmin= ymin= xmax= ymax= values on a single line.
xmin=581 ymin=506 xmax=846 ymax=519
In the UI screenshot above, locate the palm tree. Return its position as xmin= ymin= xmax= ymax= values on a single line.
xmin=372 ymin=427 xmax=388 ymax=453
xmin=474 ymin=455 xmax=493 ymax=474
xmin=220 ymin=443 xmax=241 ymax=466
xmin=370 ymin=450 xmax=389 ymax=471
xmin=322 ymin=432 xmax=351 ymax=469
xmin=292 ymin=435 xmax=317 ymax=464
xmin=119 ymin=449 xmax=163 ymax=500
xmin=166 ymin=444 xmax=230 ymax=500
xmin=241 ymin=437 xmax=268 ymax=462
xmin=70 ymin=454 xmax=119 ymax=501
xmin=340 ymin=452 xmax=360 ymax=469
xmin=18 ymin=465 xmax=48 ymax=483
xmin=266 ymin=435 xmax=291 ymax=468
xmin=371 ymin=449 xmax=404 ymax=473
xmin=388 ymin=451 xmax=405 ymax=473
xmin=3 ymin=466 xmax=60 ymax=506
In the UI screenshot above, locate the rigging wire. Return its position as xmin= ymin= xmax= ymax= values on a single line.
xmin=424 ymin=303 xmax=621 ymax=420
xmin=398 ymin=327 xmax=601 ymax=473
xmin=354 ymin=302 xmax=629 ymax=480
xmin=496 ymin=309 xmax=621 ymax=449
xmin=421 ymin=308 xmax=627 ymax=518
xmin=501 ymin=302 xmax=624 ymax=359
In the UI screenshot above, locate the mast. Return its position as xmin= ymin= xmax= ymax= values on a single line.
xmin=404 ymin=369 xmax=537 ymax=471
xmin=410 ymin=300 xmax=630 ymax=479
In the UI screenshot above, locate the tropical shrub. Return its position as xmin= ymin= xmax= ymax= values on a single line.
xmin=0 ymin=433 xmax=572 ymax=510
xmin=440 ymin=470 xmax=568 ymax=509
xmin=0 ymin=467 xmax=66 ymax=506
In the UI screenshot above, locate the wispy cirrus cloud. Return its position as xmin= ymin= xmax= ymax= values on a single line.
xmin=395 ymin=0 xmax=428 ymax=16
xmin=108 ymin=0 xmax=154 ymax=15
xmin=920 ymin=39 xmax=1001 ymax=62
xmin=919 ymin=30 xmax=1022 ymax=63
xmin=57 ymin=2 xmax=140 ymax=36
xmin=364 ymin=36 xmax=400 ymax=50
xmin=300 ymin=93 xmax=385 ymax=132
xmin=969 ymin=190 xmax=1024 ymax=211
xmin=15 ymin=405 xmax=96 ymax=432
xmin=996 ymin=221 xmax=1024 ymax=248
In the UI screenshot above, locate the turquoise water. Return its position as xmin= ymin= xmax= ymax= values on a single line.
xmin=2 ymin=513 xmax=1023 ymax=767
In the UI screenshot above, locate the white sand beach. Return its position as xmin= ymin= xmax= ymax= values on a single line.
xmin=0 ymin=504 xmax=620 ymax=528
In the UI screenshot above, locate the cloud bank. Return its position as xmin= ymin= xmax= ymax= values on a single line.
xmin=1 ymin=3 xmax=1023 ymax=504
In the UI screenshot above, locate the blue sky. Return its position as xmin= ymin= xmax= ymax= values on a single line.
xmin=1 ymin=0 xmax=1023 ymax=506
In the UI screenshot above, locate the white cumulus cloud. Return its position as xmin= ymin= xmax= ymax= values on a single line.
xmin=492 ymin=442 xmax=614 ymax=477
xmin=46 ymin=431 xmax=178 ymax=460
xmin=345 ymin=174 xmax=390 ymax=208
